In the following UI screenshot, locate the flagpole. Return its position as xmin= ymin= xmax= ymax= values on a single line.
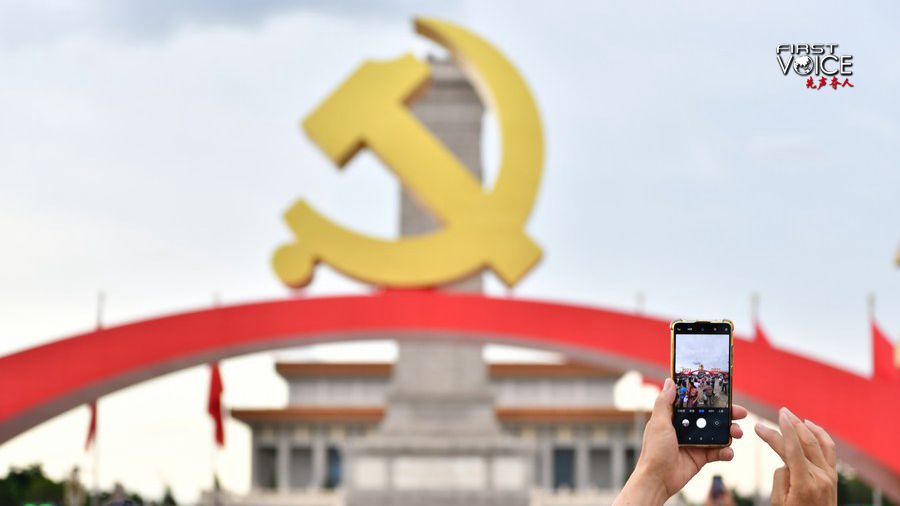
xmin=868 ymin=293 xmax=886 ymax=505
xmin=91 ymin=405 xmax=99 ymax=506
xmin=92 ymin=290 xmax=104 ymax=506
xmin=212 ymin=292 xmax=222 ymax=506
xmin=894 ymin=249 xmax=900 ymax=369
xmin=750 ymin=293 xmax=763 ymax=506
xmin=751 ymin=292 xmax=760 ymax=325
xmin=211 ymin=377 xmax=220 ymax=506
xmin=868 ymin=292 xmax=876 ymax=322
xmin=882 ymin=247 xmax=899 ymax=506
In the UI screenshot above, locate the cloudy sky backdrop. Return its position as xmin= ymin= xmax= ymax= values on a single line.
xmin=0 ymin=0 xmax=898 ymax=503
xmin=675 ymin=334 xmax=730 ymax=372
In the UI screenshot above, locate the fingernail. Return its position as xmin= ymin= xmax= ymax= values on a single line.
xmin=663 ymin=378 xmax=673 ymax=391
xmin=804 ymin=419 xmax=818 ymax=429
xmin=783 ymin=407 xmax=800 ymax=423
xmin=779 ymin=408 xmax=790 ymax=425
xmin=754 ymin=422 xmax=769 ymax=435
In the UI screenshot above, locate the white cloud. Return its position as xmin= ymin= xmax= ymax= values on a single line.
xmin=0 ymin=0 xmax=463 ymax=47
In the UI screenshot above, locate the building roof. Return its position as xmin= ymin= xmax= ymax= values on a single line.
xmin=496 ymin=407 xmax=641 ymax=424
xmin=231 ymin=407 xmax=384 ymax=424
xmin=490 ymin=363 xmax=622 ymax=378
xmin=231 ymin=406 xmax=640 ymax=424
xmin=275 ymin=362 xmax=392 ymax=377
xmin=273 ymin=361 xmax=622 ymax=379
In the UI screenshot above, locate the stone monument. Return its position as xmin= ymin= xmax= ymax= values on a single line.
xmin=344 ymin=57 xmax=533 ymax=506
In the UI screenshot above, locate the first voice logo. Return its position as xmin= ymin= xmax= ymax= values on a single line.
xmin=776 ymin=44 xmax=854 ymax=90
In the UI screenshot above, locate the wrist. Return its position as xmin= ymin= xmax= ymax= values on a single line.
xmin=616 ymin=465 xmax=670 ymax=506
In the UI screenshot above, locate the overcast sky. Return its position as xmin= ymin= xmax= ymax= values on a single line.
xmin=675 ymin=334 xmax=730 ymax=372
xmin=0 ymin=0 xmax=898 ymax=503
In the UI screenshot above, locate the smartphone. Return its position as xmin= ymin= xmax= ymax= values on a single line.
xmin=710 ymin=475 xmax=726 ymax=498
xmin=670 ymin=319 xmax=733 ymax=447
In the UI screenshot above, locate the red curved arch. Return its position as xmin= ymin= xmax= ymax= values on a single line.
xmin=0 ymin=291 xmax=898 ymax=499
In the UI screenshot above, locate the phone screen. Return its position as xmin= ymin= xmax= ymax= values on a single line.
xmin=672 ymin=321 xmax=732 ymax=445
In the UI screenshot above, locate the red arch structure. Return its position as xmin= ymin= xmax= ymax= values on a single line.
xmin=1 ymin=291 xmax=898 ymax=499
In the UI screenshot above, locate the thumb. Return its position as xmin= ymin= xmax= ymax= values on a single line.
xmin=652 ymin=378 xmax=676 ymax=421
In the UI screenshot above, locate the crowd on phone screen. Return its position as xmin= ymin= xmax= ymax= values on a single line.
xmin=674 ymin=371 xmax=728 ymax=408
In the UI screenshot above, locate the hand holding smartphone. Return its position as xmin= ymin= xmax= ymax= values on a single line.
xmin=671 ymin=320 xmax=734 ymax=447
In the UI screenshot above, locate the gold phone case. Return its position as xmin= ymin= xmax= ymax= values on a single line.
xmin=670 ymin=319 xmax=734 ymax=448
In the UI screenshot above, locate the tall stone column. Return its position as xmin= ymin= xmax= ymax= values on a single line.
xmin=345 ymin=58 xmax=533 ymax=506
xmin=611 ymin=426 xmax=626 ymax=490
xmin=380 ymin=56 xmax=494 ymax=436
xmin=312 ymin=429 xmax=326 ymax=489
xmin=575 ymin=430 xmax=589 ymax=490
xmin=540 ymin=431 xmax=553 ymax=490
xmin=276 ymin=427 xmax=291 ymax=494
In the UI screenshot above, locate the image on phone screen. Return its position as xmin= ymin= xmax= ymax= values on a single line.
xmin=672 ymin=322 xmax=732 ymax=446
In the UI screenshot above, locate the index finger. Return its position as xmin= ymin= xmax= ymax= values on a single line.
xmin=779 ymin=407 xmax=810 ymax=473
xmin=755 ymin=422 xmax=785 ymax=462
xmin=732 ymin=404 xmax=748 ymax=420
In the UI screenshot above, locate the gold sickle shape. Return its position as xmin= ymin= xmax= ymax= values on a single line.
xmin=273 ymin=18 xmax=543 ymax=289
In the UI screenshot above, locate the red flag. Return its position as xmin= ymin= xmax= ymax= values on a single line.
xmin=85 ymin=400 xmax=97 ymax=451
xmin=208 ymin=362 xmax=225 ymax=447
xmin=872 ymin=320 xmax=897 ymax=381
xmin=754 ymin=321 xmax=773 ymax=348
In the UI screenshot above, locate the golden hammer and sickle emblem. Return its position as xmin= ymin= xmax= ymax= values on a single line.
xmin=273 ymin=18 xmax=543 ymax=288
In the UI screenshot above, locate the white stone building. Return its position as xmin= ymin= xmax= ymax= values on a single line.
xmin=229 ymin=360 xmax=645 ymax=506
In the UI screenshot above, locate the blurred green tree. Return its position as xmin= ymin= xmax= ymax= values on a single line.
xmin=0 ymin=464 xmax=63 ymax=505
